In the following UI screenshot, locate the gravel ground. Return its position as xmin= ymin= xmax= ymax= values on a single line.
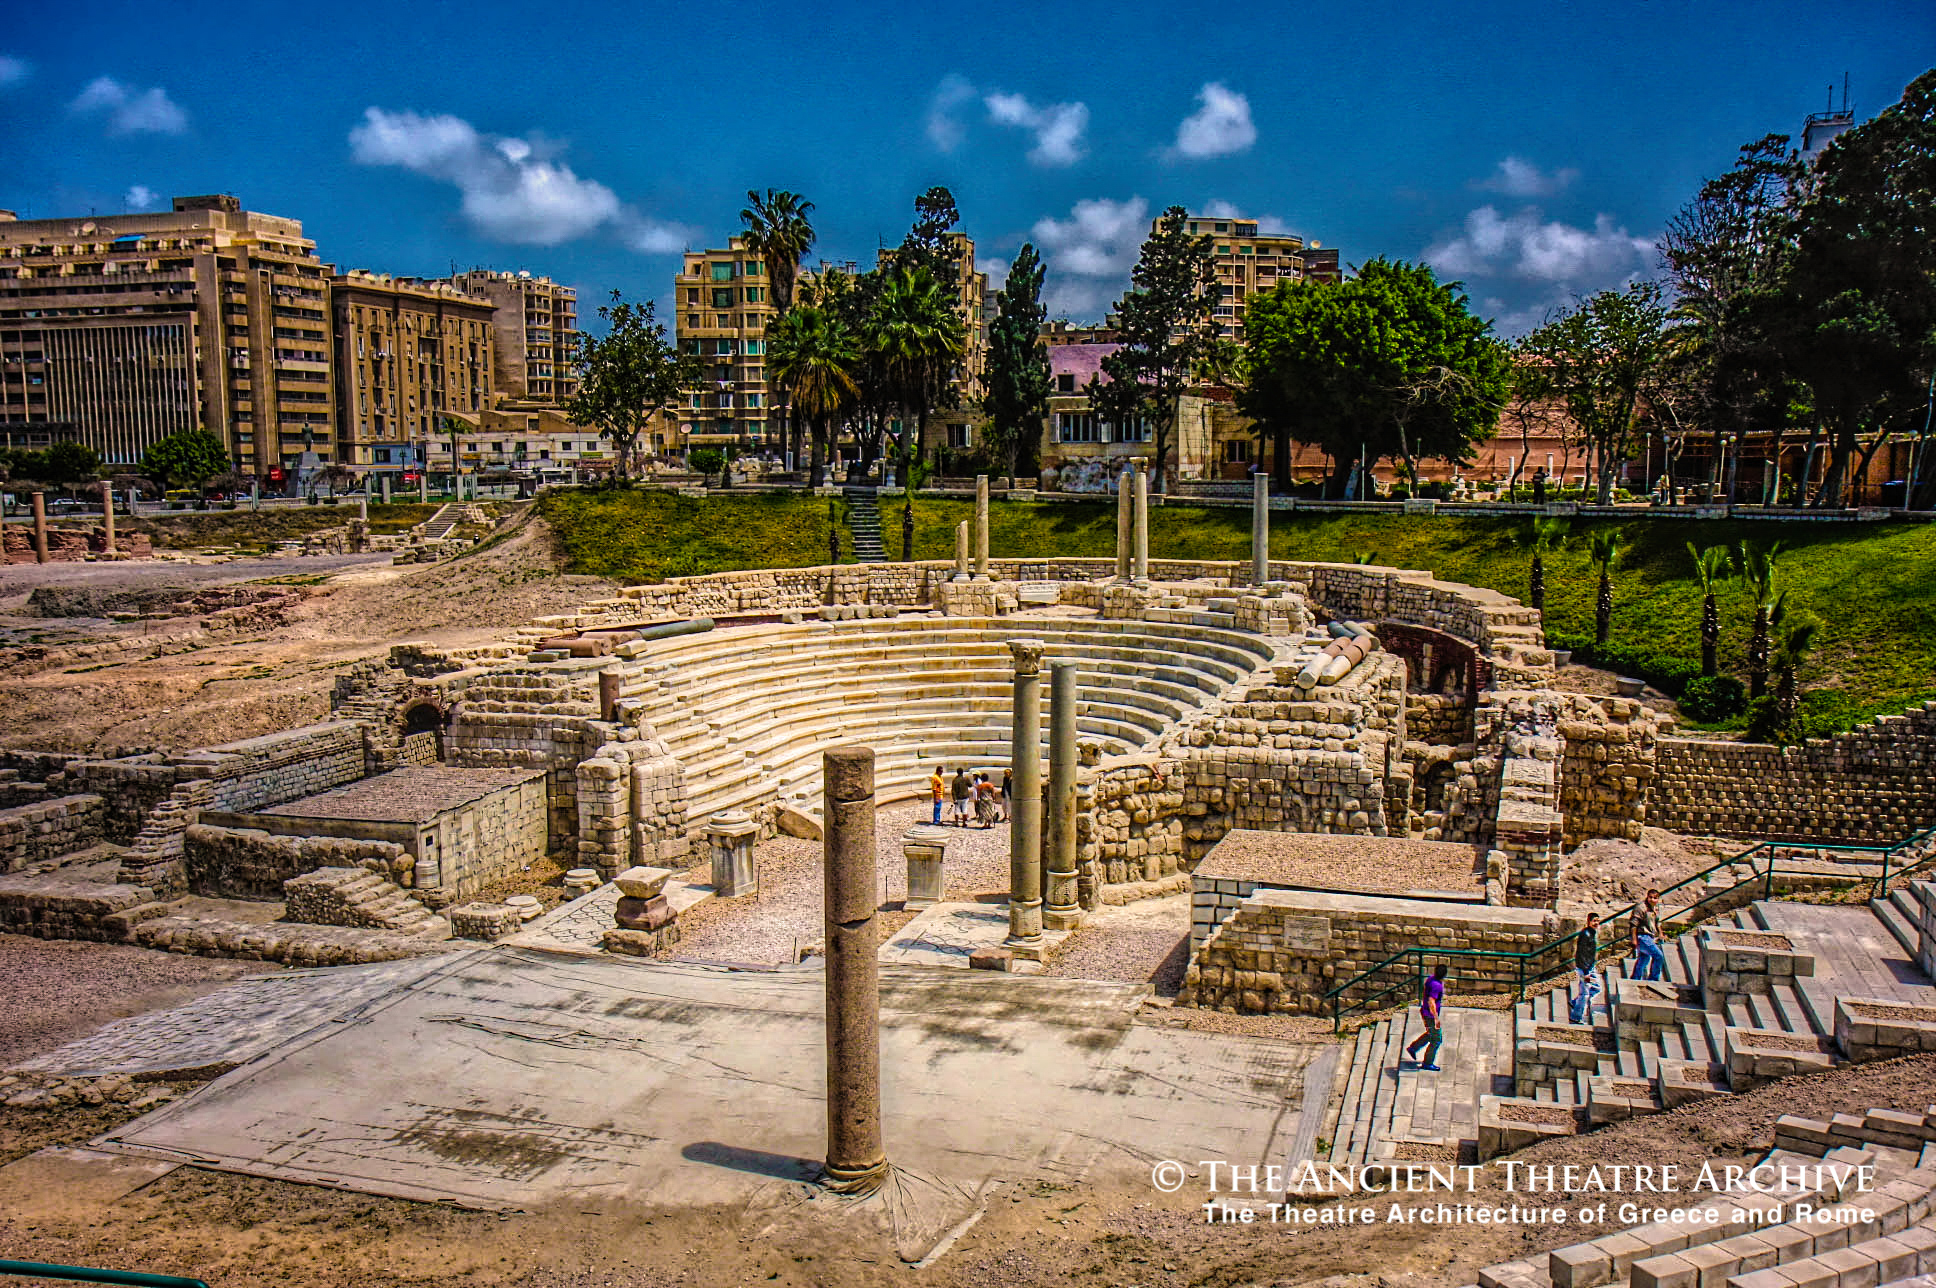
xmin=1044 ymin=893 xmax=1191 ymax=991
xmin=0 ymin=934 xmax=274 ymax=1066
xmin=662 ymin=800 xmax=1017 ymax=966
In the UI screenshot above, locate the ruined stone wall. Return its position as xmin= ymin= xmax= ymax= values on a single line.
xmin=1177 ymin=887 xmax=1553 ymax=1014
xmin=1651 ymin=703 xmax=1936 ymax=842
xmin=1557 ymin=696 xmax=1658 ymax=847
xmin=1408 ymin=694 xmax=1473 ymax=745
xmin=183 ymin=824 xmax=406 ymax=902
xmin=444 ymin=665 xmax=601 ymax=845
xmin=0 ymin=795 xmax=105 ymax=872
xmin=575 ymin=736 xmax=690 ymax=880
xmin=0 ymin=875 xmax=153 ymax=940
xmin=2 ymin=526 xmax=152 ymax=563
xmin=425 ymin=775 xmax=547 ymax=898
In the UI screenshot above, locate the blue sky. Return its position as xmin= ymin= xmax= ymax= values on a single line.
xmin=3 ymin=0 xmax=1931 ymax=336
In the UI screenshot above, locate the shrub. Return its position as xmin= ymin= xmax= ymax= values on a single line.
xmin=1679 ymin=675 xmax=1746 ymax=723
xmin=1744 ymin=695 xmax=1793 ymax=744
xmin=1545 ymin=633 xmax=1700 ymax=696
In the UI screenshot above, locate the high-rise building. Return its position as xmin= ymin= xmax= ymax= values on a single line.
xmin=0 ymin=194 xmax=335 ymax=471
xmin=673 ymin=235 xmax=774 ymax=447
xmin=442 ymin=269 xmax=579 ymax=405
xmin=331 ymin=271 xmax=495 ymax=477
xmin=1165 ymin=211 xmax=1340 ymax=339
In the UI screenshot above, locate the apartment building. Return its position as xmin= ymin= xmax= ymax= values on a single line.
xmin=0 ymin=194 xmax=335 ymax=470
xmin=877 ymin=231 xmax=993 ymax=454
xmin=1167 ymin=211 xmax=1340 ymax=339
xmin=674 ymin=235 xmax=774 ymax=446
xmin=331 ymin=271 xmax=494 ymax=476
xmin=443 ymin=269 xmax=579 ymax=404
xmin=425 ymin=405 xmax=613 ymax=478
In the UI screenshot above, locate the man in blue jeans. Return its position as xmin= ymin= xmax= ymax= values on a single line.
xmin=1569 ymin=912 xmax=1602 ymax=1024
xmin=1405 ymin=963 xmax=1447 ymax=1071
xmin=1630 ymin=888 xmax=1667 ymax=982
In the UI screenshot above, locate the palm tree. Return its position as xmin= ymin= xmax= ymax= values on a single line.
xmin=1738 ymin=539 xmax=1783 ymax=697
xmin=739 ymin=190 xmax=816 ymax=471
xmin=867 ymin=267 xmax=965 ymax=490
xmin=1588 ymin=529 xmax=1622 ymax=645
xmin=1772 ymin=609 xmax=1818 ymax=732
xmin=767 ymin=305 xmax=859 ymax=489
xmin=1686 ymin=542 xmax=1734 ymax=676
xmin=1520 ymin=516 xmax=1571 ymax=616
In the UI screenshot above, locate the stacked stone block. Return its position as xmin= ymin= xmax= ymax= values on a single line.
xmin=0 ymin=876 xmax=154 ymax=940
xmin=282 ymin=866 xmax=444 ymax=937
xmin=115 ymin=780 xmax=213 ymax=899
xmin=1652 ymin=703 xmax=1936 ymax=841
xmin=184 ymin=824 xmax=407 ymax=901
xmin=0 ymin=795 xmax=105 ymax=872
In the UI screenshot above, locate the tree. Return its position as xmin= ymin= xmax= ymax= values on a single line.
xmin=1588 ymin=528 xmax=1622 ymax=645
xmin=568 ymin=292 xmax=701 ymax=485
xmin=868 ymin=266 xmax=965 ymax=489
xmin=1519 ymin=516 xmax=1570 ymax=616
xmin=1771 ymin=601 xmax=1820 ymax=731
xmin=1738 ymin=539 xmax=1783 ymax=698
xmin=1090 ymin=207 xmax=1217 ymax=493
xmin=982 ymin=243 xmax=1051 ymax=482
xmin=1241 ymin=259 xmax=1509 ymax=494
xmin=739 ymin=189 xmax=816 ymax=471
xmin=1686 ymin=542 xmax=1735 ymax=677
xmin=687 ymin=447 xmax=726 ymax=487
xmin=768 ymin=305 xmax=861 ymax=489
xmin=1521 ymin=283 xmax=1672 ymax=504
xmin=896 ymin=186 xmax=964 ymax=284
xmin=1770 ymin=71 xmax=1936 ymax=507
xmin=140 ymin=429 xmax=228 ymax=492
xmin=42 ymin=441 xmax=103 ymax=491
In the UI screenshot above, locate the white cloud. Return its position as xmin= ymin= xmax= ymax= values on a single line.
xmin=349 ymin=107 xmax=687 ymax=250
xmin=0 ymin=55 xmax=29 ymax=88
xmin=980 ymin=256 xmax=1011 ymax=292
xmin=984 ymin=91 xmax=1089 ymax=167
xmin=926 ymin=74 xmax=977 ymax=152
xmin=1029 ymin=196 xmax=1150 ymax=319
xmin=71 ymin=76 xmax=188 ymax=136
xmin=1475 ymin=156 xmax=1579 ymax=198
xmin=1424 ymin=205 xmax=1654 ymax=286
xmin=1172 ymin=82 xmax=1255 ymax=159
xmin=123 ymin=184 xmax=160 ymax=211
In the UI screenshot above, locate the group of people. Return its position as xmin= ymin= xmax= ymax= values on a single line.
xmin=929 ymin=766 xmax=1011 ymax=829
xmin=1404 ymin=887 xmax=1669 ymax=1074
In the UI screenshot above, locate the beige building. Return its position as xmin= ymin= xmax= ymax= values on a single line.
xmin=443 ymin=269 xmax=579 ymax=405
xmin=425 ymin=405 xmax=614 ymax=478
xmin=1168 ymin=211 xmax=1340 ymax=340
xmin=674 ymin=235 xmax=773 ymax=447
xmin=0 ymin=194 xmax=336 ymax=471
xmin=331 ymin=272 xmax=494 ymax=476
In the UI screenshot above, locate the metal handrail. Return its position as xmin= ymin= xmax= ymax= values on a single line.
xmin=1322 ymin=824 xmax=1935 ymax=1033
xmin=0 ymin=1260 xmax=209 ymax=1287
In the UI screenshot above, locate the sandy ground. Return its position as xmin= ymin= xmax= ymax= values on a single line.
xmin=0 ymin=508 xmax=617 ymax=755
xmin=0 ymin=1038 xmax=1928 ymax=1288
xmin=0 ymin=934 xmax=274 ymax=1067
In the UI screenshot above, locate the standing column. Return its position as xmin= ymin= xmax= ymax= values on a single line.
xmin=358 ymin=492 xmax=369 ymax=524
xmin=418 ymin=469 xmax=427 ymax=504
xmin=953 ymin=520 xmax=970 ymax=581
xmin=822 ymin=745 xmax=886 ymax=1193
xmin=973 ymin=475 xmax=990 ymax=580
xmin=250 ymin=480 xmax=260 ymax=512
xmin=1251 ymin=470 xmax=1269 ymax=587
xmin=381 ymin=475 xmax=392 ymax=505
xmin=1043 ymin=660 xmax=1081 ymax=930
xmin=30 ymin=491 xmax=48 ymax=564
xmin=100 ymin=481 xmax=116 ymax=557
xmin=1132 ymin=461 xmax=1150 ymax=586
xmin=1004 ymin=639 xmax=1046 ymax=950
xmin=1114 ymin=468 xmax=1132 ymax=582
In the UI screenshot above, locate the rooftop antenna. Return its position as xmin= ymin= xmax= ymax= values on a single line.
xmin=1842 ymin=72 xmax=1849 ymax=113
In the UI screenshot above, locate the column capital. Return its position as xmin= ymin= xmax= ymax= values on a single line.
xmin=1008 ymin=638 xmax=1046 ymax=675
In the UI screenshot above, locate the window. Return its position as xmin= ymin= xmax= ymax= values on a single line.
xmin=710 ymin=262 xmax=733 ymax=281
xmin=1109 ymin=416 xmax=1152 ymax=443
xmin=1056 ymin=373 xmax=1076 ymax=394
xmin=1222 ymin=439 xmax=1251 ymax=464
xmin=744 ymin=339 xmax=763 ymax=355
xmin=742 ymin=260 xmax=764 ymax=276
xmin=745 ymin=393 xmax=762 ymax=408
xmin=949 ymin=423 xmax=973 ymax=449
xmin=686 ymin=288 xmax=699 ymax=303
xmin=743 ymin=286 xmax=764 ymax=303
xmin=711 ymin=288 xmax=736 ymax=309
xmin=1214 ymin=222 xmax=1229 ymax=233
xmin=1057 ymin=413 xmax=1100 ymax=444
xmin=527 ymin=417 xmax=539 ymax=432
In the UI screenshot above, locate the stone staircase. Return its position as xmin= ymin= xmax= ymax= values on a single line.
xmin=416 ymin=503 xmax=459 ymax=541
xmin=282 ymin=867 xmax=450 ymax=940
xmin=1324 ymin=883 xmax=1936 ymax=1171
xmin=1471 ymin=1110 xmax=1936 ymax=1288
xmin=621 ymin=616 xmax=1274 ymax=824
xmin=842 ymin=487 xmax=886 ymax=563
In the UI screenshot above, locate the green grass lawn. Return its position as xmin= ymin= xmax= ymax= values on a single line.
xmin=537 ymin=489 xmax=1936 ymax=731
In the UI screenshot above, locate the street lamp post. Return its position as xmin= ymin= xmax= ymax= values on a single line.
xmin=1724 ymin=434 xmax=1739 ymax=509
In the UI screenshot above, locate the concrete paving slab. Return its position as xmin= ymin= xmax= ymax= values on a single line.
xmin=95 ymin=948 xmax=1325 ymax=1214
xmin=878 ymin=901 xmax=1070 ymax=967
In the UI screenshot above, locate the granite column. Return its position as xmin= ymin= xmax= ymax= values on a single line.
xmin=822 ymin=745 xmax=886 ymax=1192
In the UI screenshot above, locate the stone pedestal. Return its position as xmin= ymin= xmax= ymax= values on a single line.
xmin=902 ymin=824 xmax=949 ymax=910
xmin=973 ymin=475 xmax=990 ymax=580
xmin=604 ymin=865 xmax=681 ymax=954
xmin=705 ymin=810 xmax=760 ymax=898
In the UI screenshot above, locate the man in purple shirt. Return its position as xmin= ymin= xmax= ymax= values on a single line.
xmin=1405 ymin=963 xmax=1447 ymax=1071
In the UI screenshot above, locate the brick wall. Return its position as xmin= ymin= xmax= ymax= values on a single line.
xmin=1651 ymin=703 xmax=1936 ymax=841
xmin=0 ymin=795 xmax=105 ymax=872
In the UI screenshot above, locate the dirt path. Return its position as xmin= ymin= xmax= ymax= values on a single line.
xmin=0 ymin=510 xmax=617 ymax=754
